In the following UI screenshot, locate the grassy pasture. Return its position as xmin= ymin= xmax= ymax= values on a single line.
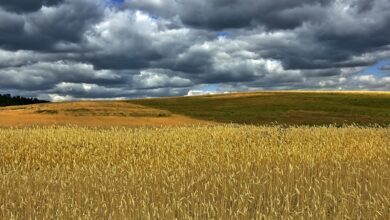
xmin=130 ymin=91 xmax=390 ymax=126
xmin=0 ymin=125 xmax=389 ymax=219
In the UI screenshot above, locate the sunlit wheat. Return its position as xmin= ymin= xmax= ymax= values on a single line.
xmin=0 ymin=125 xmax=389 ymax=219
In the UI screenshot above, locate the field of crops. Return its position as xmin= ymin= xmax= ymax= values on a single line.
xmin=1 ymin=125 xmax=389 ymax=219
xmin=131 ymin=91 xmax=390 ymax=126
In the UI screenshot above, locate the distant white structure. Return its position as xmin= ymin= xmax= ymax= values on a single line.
xmin=186 ymin=89 xmax=232 ymax=96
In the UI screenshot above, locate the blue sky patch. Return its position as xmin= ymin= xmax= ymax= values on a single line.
xmin=111 ymin=0 xmax=124 ymax=4
xmin=105 ymin=0 xmax=124 ymax=7
xmin=201 ymin=84 xmax=219 ymax=92
xmin=358 ymin=59 xmax=390 ymax=77
xmin=217 ymin=31 xmax=230 ymax=38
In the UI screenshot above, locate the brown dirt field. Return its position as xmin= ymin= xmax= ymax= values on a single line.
xmin=0 ymin=101 xmax=211 ymax=127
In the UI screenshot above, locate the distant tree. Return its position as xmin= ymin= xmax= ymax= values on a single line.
xmin=0 ymin=94 xmax=49 ymax=107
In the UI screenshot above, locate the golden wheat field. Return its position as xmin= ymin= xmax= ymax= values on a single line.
xmin=0 ymin=125 xmax=389 ymax=219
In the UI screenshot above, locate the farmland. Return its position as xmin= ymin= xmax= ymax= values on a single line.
xmin=0 ymin=101 xmax=209 ymax=127
xmin=131 ymin=91 xmax=390 ymax=126
xmin=1 ymin=125 xmax=389 ymax=219
xmin=2 ymin=91 xmax=390 ymax=127
xmin=1 ymin=91 xmax=390 ymax=219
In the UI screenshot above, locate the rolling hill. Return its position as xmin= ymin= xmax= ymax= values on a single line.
xmin=2 ymin=91 xmax=390 ymax=126
xmin=0 ymin=101 xmax=210 ymax=127
xmin=130 ymin=91 xmax=390 ymax=126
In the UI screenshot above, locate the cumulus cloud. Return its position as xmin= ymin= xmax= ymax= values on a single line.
xmin=133 ymin=70 xmax=192 ymax=89
xmin=347 ymin=75 xmax=390 ymax=90
xmin=0 ymin=61 xmax=122 ymax=90
xmin=0 ymin=0 xmax=389 ymax=100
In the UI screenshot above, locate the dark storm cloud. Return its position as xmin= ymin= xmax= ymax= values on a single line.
xmin=126 ymin=0 xmax=390 ymax=70
xmin=0 ymin=0 xmax=390 ymax=101
xmin=124 ymin=0 xmax=330 ymax=30
xmin=177 ymin=0 xmax=330 ymax=30
xmin=0 ymin=0 xmax=64 ymax=13
xmin=173 ymin=48 xmax=214 ymax=74
xmin=0 ymin=0 xmax=103 ymax=51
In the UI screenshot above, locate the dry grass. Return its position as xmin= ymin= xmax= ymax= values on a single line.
xmin=0 ymin=125 xmax=389 ymax=219
xmin=0 ymin=101 xmax=209 ymax=127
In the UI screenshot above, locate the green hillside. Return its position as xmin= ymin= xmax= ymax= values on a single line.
xmin=129 ymin=91 xmax=390 ymax=126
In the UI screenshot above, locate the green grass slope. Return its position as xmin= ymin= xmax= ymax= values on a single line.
xmin=129 ymin=91 xmax=390 ymax=126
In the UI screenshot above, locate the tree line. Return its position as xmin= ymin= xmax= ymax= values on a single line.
xmin=0 ymin=94 xmax=49 ymax=107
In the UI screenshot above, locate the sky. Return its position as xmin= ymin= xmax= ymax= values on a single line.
xmin=0 ymin=0 xmax=390 ymax=101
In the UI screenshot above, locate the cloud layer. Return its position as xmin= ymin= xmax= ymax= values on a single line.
xmin=0 ymin=0 xmax=389 ymax=101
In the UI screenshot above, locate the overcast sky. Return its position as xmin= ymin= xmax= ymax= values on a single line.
xmin=0 ymin=0 xmax=390 ymax=101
